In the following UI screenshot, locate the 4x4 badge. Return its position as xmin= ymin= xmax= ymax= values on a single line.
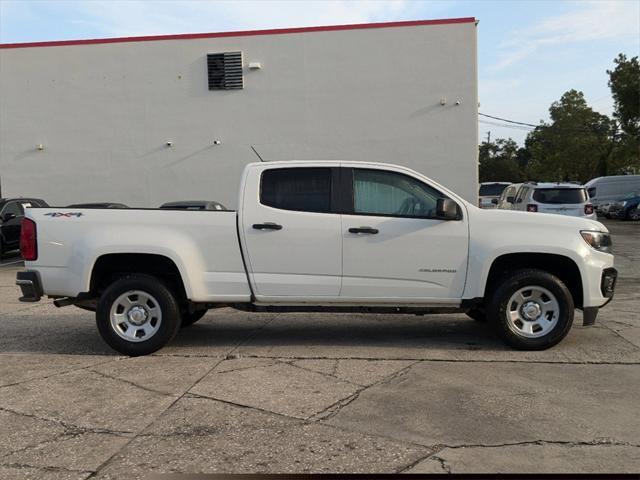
xmin=44 ymin=212 xmax=83 ymax=218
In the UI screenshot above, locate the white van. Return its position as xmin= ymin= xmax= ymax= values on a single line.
xmin=585 ymin=175 xmax=640 ymax=208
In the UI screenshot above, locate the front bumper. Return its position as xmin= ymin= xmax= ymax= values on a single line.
xmin=582 ymin=267 xmax=617 ymax=326
xmin=16 ymin=271 xmax=43 ymax=302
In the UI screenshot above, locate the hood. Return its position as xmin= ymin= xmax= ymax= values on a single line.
xmin=470 ymin=206 xmax=608 ymax=233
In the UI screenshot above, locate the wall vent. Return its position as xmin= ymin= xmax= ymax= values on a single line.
xmin=207 ymin=52 xmax=243 ymax=90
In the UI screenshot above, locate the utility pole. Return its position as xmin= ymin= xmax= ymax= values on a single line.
xmin=486 ymin=131 xmax=491 ymax=144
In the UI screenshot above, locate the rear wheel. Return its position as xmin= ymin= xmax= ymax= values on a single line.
xmin=181 ymin=309 xmax=207 ymax=328
xmin=487 ymin=269 xmax=574 ymax=350
xmin=96 ymin=274 xmax=181 ymax=356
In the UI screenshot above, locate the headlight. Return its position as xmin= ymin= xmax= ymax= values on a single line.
xmin=622 ymin=201 xmax=628 ymax=207
xmin=581 ymin=230 xmax=612 ymax=253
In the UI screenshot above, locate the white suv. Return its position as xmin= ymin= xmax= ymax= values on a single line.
xmin=510 ymin=183 xmax=596 ymax=219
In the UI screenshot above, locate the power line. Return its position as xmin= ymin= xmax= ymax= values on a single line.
xmin=479 ymin=112 xmax=619 ymax=136
xmin=479 ymin=112 xmax=539 ymax=128
xmin=479 ymin=119 xmax=534 ymax=131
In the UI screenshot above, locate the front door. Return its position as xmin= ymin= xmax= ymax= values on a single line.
xmin=240 ymin=165 xmax=342 ymax=299
xmin=341 ymin=167 xmax=469 ymax=301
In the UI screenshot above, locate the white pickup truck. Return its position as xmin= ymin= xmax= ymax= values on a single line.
xmin=17 ymin=161 xmax=617 ymax=356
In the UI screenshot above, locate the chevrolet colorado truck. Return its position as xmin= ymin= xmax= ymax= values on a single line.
xmin=16 ymin=161 xmax=617 ymax=356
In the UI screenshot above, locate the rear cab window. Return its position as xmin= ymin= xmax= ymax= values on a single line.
xmin=532 ymin=188 xmax=588 ymax=204
xmin=260 ymin=167 xmax=333 ymax=213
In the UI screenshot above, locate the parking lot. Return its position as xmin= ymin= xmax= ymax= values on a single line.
xmin=0 ymin=219 xmax=638 ymax=478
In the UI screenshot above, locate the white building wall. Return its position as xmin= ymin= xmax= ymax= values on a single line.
xmin=0 ymin=20 xmax=478 ymax=208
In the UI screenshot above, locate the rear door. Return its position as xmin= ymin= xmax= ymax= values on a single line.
xmin=240 ymin=165 xmax=343 ymax=299
xmin=340 ymin=167 xmax=469 ymax=301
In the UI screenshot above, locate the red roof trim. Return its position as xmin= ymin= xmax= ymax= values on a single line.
xmin=0 ymin=17 xmax=475 ymax=49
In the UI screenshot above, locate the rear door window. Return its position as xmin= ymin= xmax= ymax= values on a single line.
xmin=261 ymin=167 xmax=332 ymax=213
xmin=533 ymin=188 xmax=588 ymax=204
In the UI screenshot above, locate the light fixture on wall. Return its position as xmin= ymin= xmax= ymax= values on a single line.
xmin=248 ymin=62 xmax=262 ymax=70
xmin=36 ymin=144 xmax=44 ymax=151
xmin=213 ymin=140 xmax=221 ymax=145
xmin=440 ymin=98 xmax=447 ymax=106
xmin=166 ymin=141 xmax=173 ymax=147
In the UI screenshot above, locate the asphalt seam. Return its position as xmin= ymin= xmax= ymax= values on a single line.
xmin=0 ymin=356 xmax=122 ymax=390
xmin=185 ymin=391 xmax=304 ymax=421
xmin=0 ymin=405 xmax=134 ymax=436
xmin=85 ymin=367 xmax=175 ymax=397
xmin=395 ymin=439 xmax=640 ymax=473
xmin=149 ymin=353 xmax=640 ymax=365
xmin=0 ymin=462 xmax=93 ymax=475
xmin=599 ymin=322 xmax=640 ymax=349
xmin=277 ymin=358 xmax=364 ymax=387
xmin=309 ymin=360 xmax=420 ymax=422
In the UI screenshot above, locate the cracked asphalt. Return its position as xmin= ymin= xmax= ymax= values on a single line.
xmin=0 ymin=220 xmax=638 ymax=477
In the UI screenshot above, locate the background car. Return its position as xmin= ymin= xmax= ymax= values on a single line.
xmin=510 ymin=183 xmax=596 ymax=219
xmin=0 ymin=197 xmax=49 ymax=255
xmin=629 ymin=205 xmax=640 ymax=221
xmin=66 ymin=203 xmax=128 ymax=209
xmin=585 ymin=174 xmax=640 ymax=209
xmin=159 ymin=200 xmax=227 ymax=211
xmin=495 ymin=183 xmax=522 ymax=210
xmin=608 ymin=195 xmax=640 ymax=220
xmin=478 ymin=182 xmax=511 ymax=209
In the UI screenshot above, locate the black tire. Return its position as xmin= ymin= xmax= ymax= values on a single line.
xmin=181 ymin=309 xmax=207 ymax=328
xmin=487 ymin=269 xmax=574 ymax=350
xmin=466 ymin=308 xmax=487 ymax=322
xmin=96 ymin=274 xmax=182 ymax=356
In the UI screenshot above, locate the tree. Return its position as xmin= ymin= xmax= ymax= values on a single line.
xmin=607 ymin=54 xmax=640 ymax=174
xmin=524 ymin=90 xmax=616 ymax=182
xmin=608 ymin=54 xmax=640 ymax=138
xmin=479 ymin=138 xmax=528 ymax=182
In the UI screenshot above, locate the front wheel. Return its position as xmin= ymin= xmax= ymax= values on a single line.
xmin=487 ymin=269 xmax=574 ymax=350
xmin=96 ymin=274 xmax=182 ymax=356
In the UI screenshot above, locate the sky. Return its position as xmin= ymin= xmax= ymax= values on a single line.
xmin=1 ymin=0 xmax=638 ymax=145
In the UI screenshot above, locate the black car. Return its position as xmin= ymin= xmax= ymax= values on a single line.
xmin=159 ymin=200 xmax=227 ymax=211
xmin=0 ymin=198 xmax=49 ymax=255
xmin=66 ymin=203 xmax=128 ymax=209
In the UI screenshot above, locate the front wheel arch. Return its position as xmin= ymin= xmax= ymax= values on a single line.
xmin=484 ymin=252 xmax=583 ymax=309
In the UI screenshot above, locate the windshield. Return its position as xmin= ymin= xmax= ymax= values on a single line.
xmin=532 ymin=188 xmax=588 ymax=204
xmin=479 ymin=184 xmax=509 ymax=196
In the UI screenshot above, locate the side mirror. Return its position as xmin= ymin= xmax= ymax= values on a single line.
xmin=436 ymin=198 xmax=459 ymax=220
xmin=2 ymin=213 xmax=16 ymax=222
xmin=491 ymin=198 xmax=498 ymax=205
xmin=506 ymin=196 xmax=515 ymax=204
xmin=516 ymin=198 xmax=523 ymax=204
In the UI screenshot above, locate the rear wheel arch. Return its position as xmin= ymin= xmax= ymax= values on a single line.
xmin=89 ymin=253 xmax=189 ymax=305
xmin=484 ymin=252 xmax=583 ymax=309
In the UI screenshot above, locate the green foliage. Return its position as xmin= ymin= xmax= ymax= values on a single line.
xmin=608 ymin=54 xmax=640 ymax=138
xmin=478 ymin=138 xmax=529 ymax=182
xmin=524 ymin=90 xmax=616 ymax=183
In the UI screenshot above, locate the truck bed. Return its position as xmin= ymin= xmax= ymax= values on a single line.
xmin=25 ymin=208 xmax=251 ymax=302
